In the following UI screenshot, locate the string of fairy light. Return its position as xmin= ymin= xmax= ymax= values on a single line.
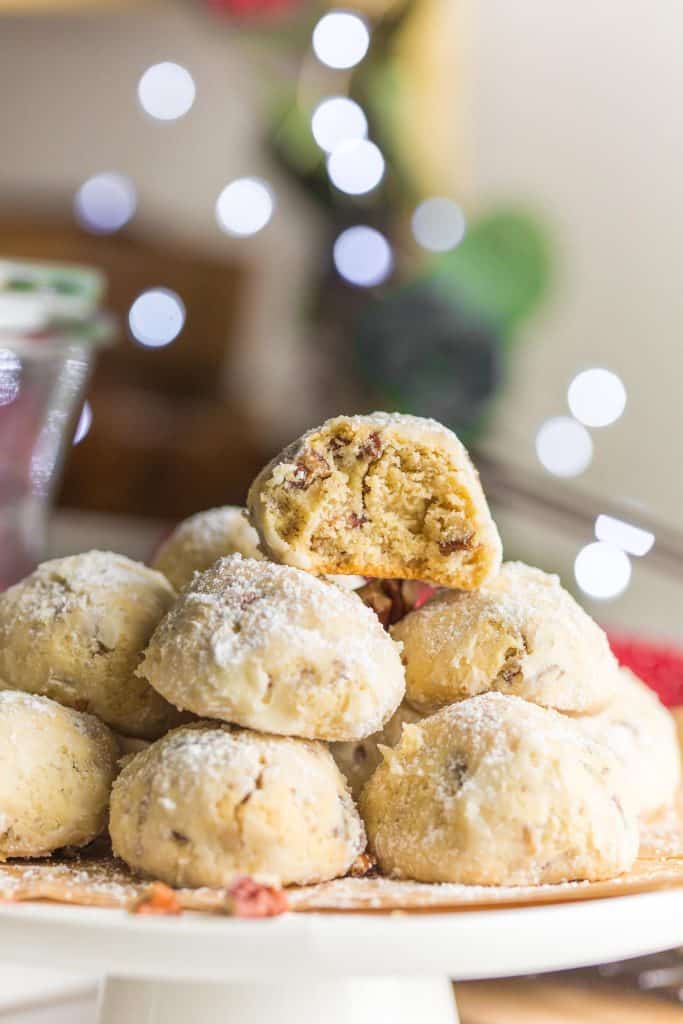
xmin=535 ymin=369 xmax=653 ymax=600
xmin=68 ymin=9 xmax=651 ymax=601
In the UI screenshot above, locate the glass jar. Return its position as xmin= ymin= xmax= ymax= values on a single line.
xmin=0 ymin=259 xmax=111 ymax=588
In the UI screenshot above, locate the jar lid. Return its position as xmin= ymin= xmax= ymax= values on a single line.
xmin=0 ymin=258 xmax=105 ymax=332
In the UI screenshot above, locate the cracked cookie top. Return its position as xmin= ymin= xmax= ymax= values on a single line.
xmin=392 ymin=562 xmax=618 ymax=714
xmin=139 ymin=554 xmax=405 ymax=741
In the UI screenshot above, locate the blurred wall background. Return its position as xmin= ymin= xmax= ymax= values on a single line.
xmin=0 ymin=1 xmax=324 ymax=441
xmin=2 ymin=1 xmax=680 ymax=515
xmin=1 ymin=0 xmax=681 ymax=632
xmin=475 ymin=0 xmax=683 ymax=532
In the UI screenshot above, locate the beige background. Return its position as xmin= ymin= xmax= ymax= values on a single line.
xmin=0 ymin=0 xmax=680 ymax=632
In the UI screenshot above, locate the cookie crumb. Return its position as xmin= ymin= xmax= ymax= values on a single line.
xmin=228 ymin=876 xmax=289 ymax=918
xmin=133 ymin=881 xmax=182 ymax=916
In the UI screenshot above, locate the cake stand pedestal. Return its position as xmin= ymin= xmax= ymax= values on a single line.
xmin=2 ymin=889 xmax=683 ymax=1023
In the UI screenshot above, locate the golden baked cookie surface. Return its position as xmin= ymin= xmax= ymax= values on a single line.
xmin=392 ymin=561 xmax=618 ymax=714
xmin=153 ymin=505 xmax=262 ymax=591
xmin=360 ymin=692 xmax=639 ymax=885
xmin=110 ymin=722 xmax=366 ymax=887
xmin=247 ymin=412 xmax=502 ymax=588
xmin=0 ymin=691 xmax=118 ymax=859
xmin=0 ymin=551 xmax=185 ymax=739
xmin=577 ymin=667 xmax=681 ymax=817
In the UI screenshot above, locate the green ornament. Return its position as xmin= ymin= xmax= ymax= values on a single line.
xmin=430 ymin=209 xmax=551 ymax=339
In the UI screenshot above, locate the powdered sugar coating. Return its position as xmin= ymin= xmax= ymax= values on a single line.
xmin=110 ymin=722 xmax=366 ymax=887
xmin=360 ymin=692 xmax=639 ymax=885
xmin=576 ymin=668 xmax=681 ymax=817
xmin=140 ymin=554 xmax=405 ymax=741
xmin=0 ymin=551 xmax=185 ymax=738
xmin=392 ymin=561 xmax=618 ymax=714
xmin=0 ymin=691 xmax=119 ymax=859
xmin=153 ymin=506 xmax=263 ymax=591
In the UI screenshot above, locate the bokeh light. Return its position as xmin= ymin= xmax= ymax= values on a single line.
xmin=311 ymin=97 xmax=368 ymax=154
xmin=333 ymin=226 xmax=393 ymax=287
xmin=129 ymin=288 xmax=186 ymax=348
xmin=594 ymin=513 xmax=654 ymax=557
xmin=312 ymin=11 xmax=370 ymax=70
xmin=568 ymin=368 xmax=626 ymax=428
xmin=0 ymin=349 xmax=21 ymax=406
xmin=215 ymin=178 xmax=275 ymax=237
xmin=535 ymin=416 xmax=593 ymax=477
xmin=74 ymin=173 xmax=137 ymax=234
xmin=327 ymin=140 xmax=385 ymax=196
xmin=73 ymin=401 xmax=93 ymax=445
xmin=575 ymin=541 xmax=632 ymax=600
xmin=411 ymin=198 xmax=466 ymax=252
xmin=138 ymin=62 xmax=196 ymax=121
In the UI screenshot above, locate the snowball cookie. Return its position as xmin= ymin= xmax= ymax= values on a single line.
xmin=247 ymin=412 xmax=502 ymax=589
xmin=0 ymin=552 xmax=186 ymax=739
xmin=152 ymin=506 xmax=262 ymax=591
xmin=151 ymin=504 xmax=364 ymax=593
xmin=0 ymin=691 xmax=119 ymax=859
xmin=140 ymin=554 xmax=405 ymax=741
xmin=392 ymin=561 xmax=617 ymax=715
xmin=360 ymin=693 xmax=639 ymax=885
xmin=110 ymin=722 xmax=366 ymax=887
xmin=331 ymin=702 xmax=423 ymax=798
xmin=576 ymin=668 xmax=681 ymax=818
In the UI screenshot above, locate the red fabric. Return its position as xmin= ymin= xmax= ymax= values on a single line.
xmin=609 ymin=635 xmax=683 ymax=708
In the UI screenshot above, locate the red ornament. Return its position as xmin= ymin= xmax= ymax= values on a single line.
xmin=205 ymin=0 xmax=304 ymax=18
xmin=609 ymin=634 xmax=683 ymax=709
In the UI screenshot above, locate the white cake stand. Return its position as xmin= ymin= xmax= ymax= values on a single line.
xmin=1 ymin=890 xmax=683 ymax=1023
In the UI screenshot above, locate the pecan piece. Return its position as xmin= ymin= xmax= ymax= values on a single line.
xmin=438 ymin=532 xmax=474 ymax=556
xmin=357 ymin=579 xmax=406 ymax=628
xmin=290 ymin=450 xmax=331 ymax=490
xmin=358 ymin=579 xmax=436 ymax=628
xmin=328 ymin=433 xmax=350 ymax=452
xmin=448 ymin=754 xmax=469 ymax=788
xmin=348 ymin=851 xmax=378 ymax=877
xmin=348 ymin=511 xmax=368 ymax=528
xmin=358 ymin=431 xmax=382 ymax=461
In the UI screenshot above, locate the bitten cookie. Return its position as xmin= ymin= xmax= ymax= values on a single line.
xmin=331 ymin=702 xmax=423 ymax=798
xmin=392 ymin=561 xmax=617 ymax=714
xmin=577 ymin=668 xmax=681 ymax=818
xmin=0 ymin=691 xmax=119 ymax=859
xmin=360 ymin=693 xmax=639 ymax=885
xmin=152 ymin=504 xmax=363 ymax=592
xmin=247 ymin=412 xmax=502 ymax=589
xmin=140 ymin=554 xmax=405 ymax=741
xmin=0 ymin=552 xmax=186 ymax=738
xmin=152 ymin=506 xmax=262 ymax=591
xmin=110 ymin=723 xmax=366 ymax=887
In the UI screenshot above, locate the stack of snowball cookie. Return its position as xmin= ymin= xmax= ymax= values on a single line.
xmin=0 ymin=412 xmax=680 ymax=891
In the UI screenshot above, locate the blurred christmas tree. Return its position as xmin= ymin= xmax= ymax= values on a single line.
xmin=206 ymin=0 xmax=551 ymax=437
